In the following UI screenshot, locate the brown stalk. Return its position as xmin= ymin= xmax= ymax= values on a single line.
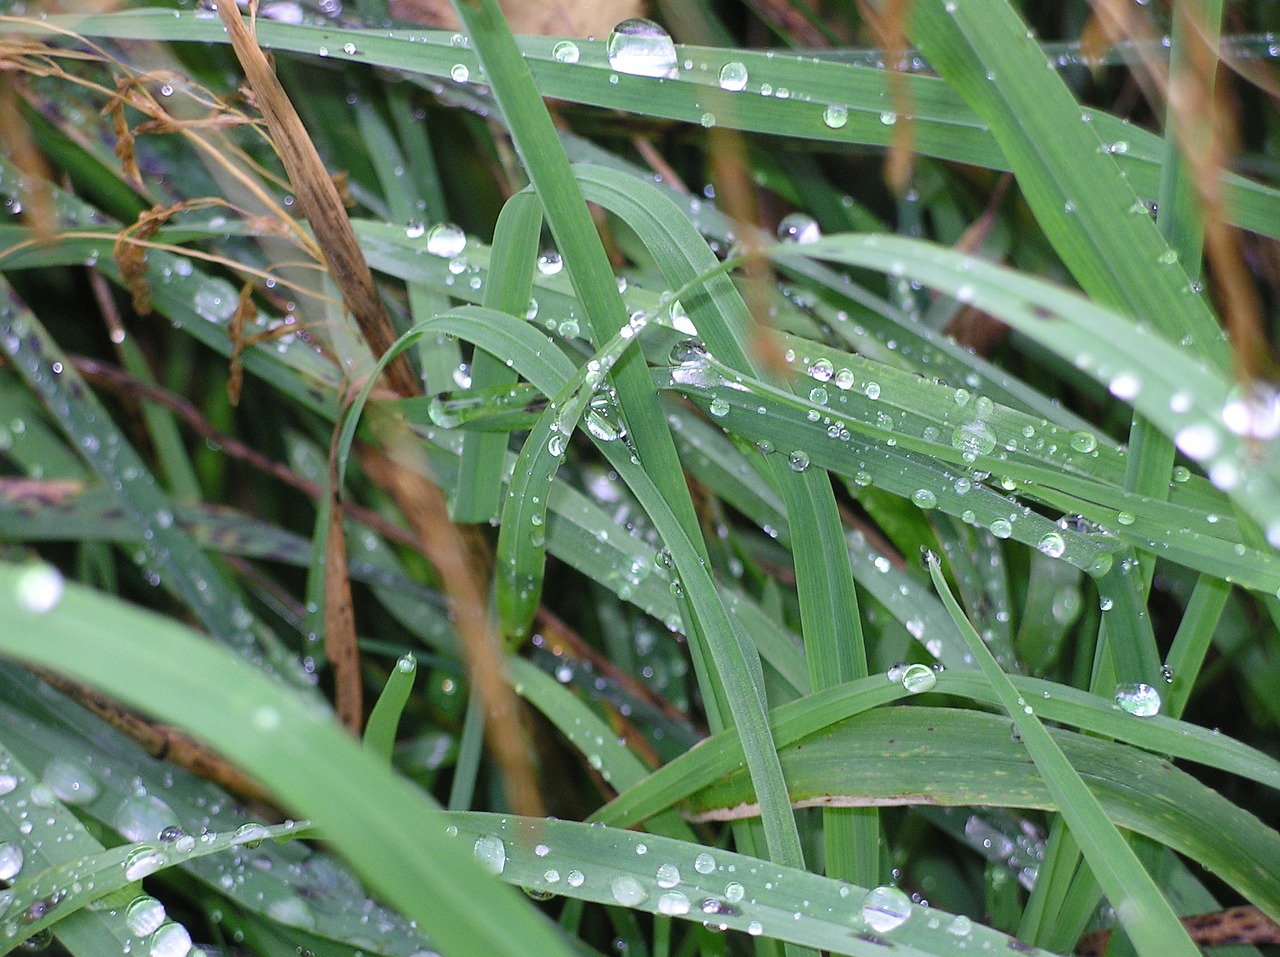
xmin=856 ymin=0 xmax=917 ymax=195
xmin=1075 ymin=906 xmax=1280 ymax=957
xmin=212 ymin=0 xmax=418 ymax=399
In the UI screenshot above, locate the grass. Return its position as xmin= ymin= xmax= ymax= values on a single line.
xmin=0 ymin=0 xmax=1277 ymax=956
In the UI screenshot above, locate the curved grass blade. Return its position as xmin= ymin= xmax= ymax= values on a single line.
xmin=926 ymin=553 xmax=1201 ymax=957
xmin=364 ymin=653 xmax=417 ymax=761
xmin=496 ymin=313 xmax=646 ymax=642
xmin=0 ymin=562 xmax=578 ymax=957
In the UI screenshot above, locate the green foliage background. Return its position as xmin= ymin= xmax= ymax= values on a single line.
xmin=0 ymin=0 xmax=1278 ymax=955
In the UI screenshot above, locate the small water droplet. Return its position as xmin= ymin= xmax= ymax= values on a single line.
xmin=0 ymin=844 xmax=23 ymax=881
xmin=823 ymin=104 xmax=848 ymax=128
xmin=404 ymin=220 xmax=425 ymax=239
xmin=657 ymin=891 xmax=690 ymax=915
xmin=450 ymin=63 xmax=470 ymax=82
xmin=809 ymin=358 xmax=834 ymax=382
xmin=708 ymin=397 xmax=730 ymax=418
xmin=911 ymin=489 xmax=938 ymax=509
xmin=787 ymin=450 xmax=810 ymax=472
xmin=694 ymin=852 xmax=716 ymax=874
xmin=718 ymin=61 xmax=748 ymax=91
xmin=552 ymin=40 xmax=580 ymax=63
xmin=656 ymin=863 xmax=680 ymax=888
xmin=777 ymin=213 xmax=820 ymax=244
xmin=951 ymin=420 xmax=996 ymax=458
xmin=42 ymin=757 xmax=98 ymax=804
xmin=607 ymin=18 xmax=677 ymax=78
xmin=1069 ymin=431 xmax=1097 ymax=453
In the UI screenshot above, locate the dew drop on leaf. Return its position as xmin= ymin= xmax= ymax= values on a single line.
xmin=718 ymin=61 xmax=748 ymax=91
xmin=607 ymin=18 xmax=677 ymax=78
xmin=1114 ymin=682 xmax=1161 ymax=717
xmin=552 ymin=40 xmax=580 ymax=63
xmin=473 ymin=835 xmax=507 ymax=875
xmin=861 ymin=885 xmax=912 ymax=933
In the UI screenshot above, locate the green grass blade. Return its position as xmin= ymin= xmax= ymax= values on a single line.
xmin=364 ymin=653 xmax=418 ymax=761
xmin=0 ymin=561 xmax=578 ymax=957
xmin=926 ymin=553 xmax=1201 ymax=957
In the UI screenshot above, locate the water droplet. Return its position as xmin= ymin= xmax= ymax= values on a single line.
xmin=1108 ymin=373 xmax=1140 ymax=400
xmin=536 ymin=250 xmax=563 ymax=276
xmin=1037 ymin=532 xmax=1066 ymax=558
xmin=547 ymin=433 xmax=567 ymax=457
xmin=657 ymin=891 xmax=690 ymax=915
xmin=0 ymin=844 xmax=23 ymax=881
xmin=947 ymin=915 xmax=972 ymax=937
xmin=147 ymin=922 xmax=191 ymax=957
xmin=15 ymin=564 xmax=63 ymax=613
xmin=777 ymin=213 xmax=820 ymax=244
xmin=656 ymin=863 xmax=680 ymax=888
xmin=1114 ymin=682 xmax=1161 ymax=717
xmin=834 ymin=368 xmax=855 ymax=390
xmin=266 ymin=894 xmax=315 ymax=928
xmin=718 ymin=61 xmax=748 ymax=91
xmin=748 ymin=920 xmax=764 ymax=935
xmin=552 ymin=40 xmax=580 ymax=64
xmin=567 ymin=869 xmax=585 ymax=887
xmin=990 ymin=518 xmax=1013 ymax=539
xmin=951 ymin=420 xmax=996 ymax=457
xmin=787 ymin=450 xmax=810 ymax=472
xmin=1116 ymin=511 xmax=1135 ymax=526
xmin=708 ymin=396 xmax=730 ymax=418
xmin=42 ymin=757 xmax=98 ymax=804
xmin=809 ymin=358 xmax=834 ymax=382
xmin=1221 ymin=382 xmax=1280 ymax=440
xmin=1175 ymin=423 xmax=1220 ymax=460
xmin=607 ymin=18 xmax=677 ymax=78
xmin=450 ymin=63 xmax=469 ymax=82
xmin=610 ymin=875 xmax=648 ymax=906
xmin=911 ymin=489 xmax=938 ymax=509
xmin=823 ymin=104 xmax=848 ymax=128
xmin=404 ymin=220 xmax=425 ymax=239
xmin=1069 ymin=431 xmax=1097 ymax=453
xmin=425 ymin=223 xmax=466 ymax=258
xmin=124 ymin=846 xmax=167 ymax=882
xmin=880 ymin=110 xmax=897 ymax=125
xmin=473 ymin=835 xmax=507 ymax=875
xmin=864 ymin=381 xmax=881 ymax=400
xmin=725 ymin=881 xmax=745 ymax=902
xmin=861 ymin=885 xmax=912 ymax=933
xmin=900 ymin=663 xmax=937 ymax=693
xmin=126 ymin=897 xmax=167 ymax=937
xmin=694 ymin=852 xmax=716 ymax=874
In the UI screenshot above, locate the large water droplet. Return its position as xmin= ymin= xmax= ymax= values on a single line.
xmin=473 ymin=835 xmax=507 ymax=875
xmin=718 ymin=61 xmax=748 ymax=91
xmin=607 ymin=18 xmax=677 ymax=78
xmin=694 ymin=852 xmax=716 ymax=874
xmin=126 ymin=897 xmax=167 ymax=937
xmin=899 ymin=663 xmax=937 ymax=693
xmin=861 ymin=885 xmax=912 ymax=933
xmin=1037 ymin=532 xmax=1066 ymax=559
xmin=951 ymin=420 xmax=996 ymax=457
xmin=1221 ymin=382 xmax=1280 ymax=440
xmin=911 ymin=488 xmax=938 ymax=509
xmin=1069 ymin=431 xmax=1097 ymax=453
xmin=657 ymin=891 xmax=690 ymax=915
xmin=147 ymin=922 xmax=192 ymax=957
xmin=787 ymin=450 xmax=810 ymax=472
xmin=536 ymin=250 xmax=563 ymax=276
xmin=125 ymin=846 xmax=167 ymax=882
xmin=610 ymin=875 xmax=648 ymax=906
xmin=266 ymin=894 xmax=316 ymax=928
xmin=777 ymin=213 xmax=820 ymax=244
xmin=15 ymin=564 xmax=63 ymax=613
xmin=823 ymin=104 xmax=848 ymax=128
xmin=425 ymin=223 xmax=466 ymax=258
xmin=43 ymin=757 xmax=98 ymax=804
xmin=1114 ymin=682 xmax=1161 ymax=717
xmin=0 ymin=843 xmax=23 ymax=881
xmin=113 ymin=798 xmax=179 ymax=839
xmin=655 ymin=863 xmax=680 ymax=888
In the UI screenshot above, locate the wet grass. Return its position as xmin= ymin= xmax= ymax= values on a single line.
xmin=0 ymin=1 xmax=1278 ymax=956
